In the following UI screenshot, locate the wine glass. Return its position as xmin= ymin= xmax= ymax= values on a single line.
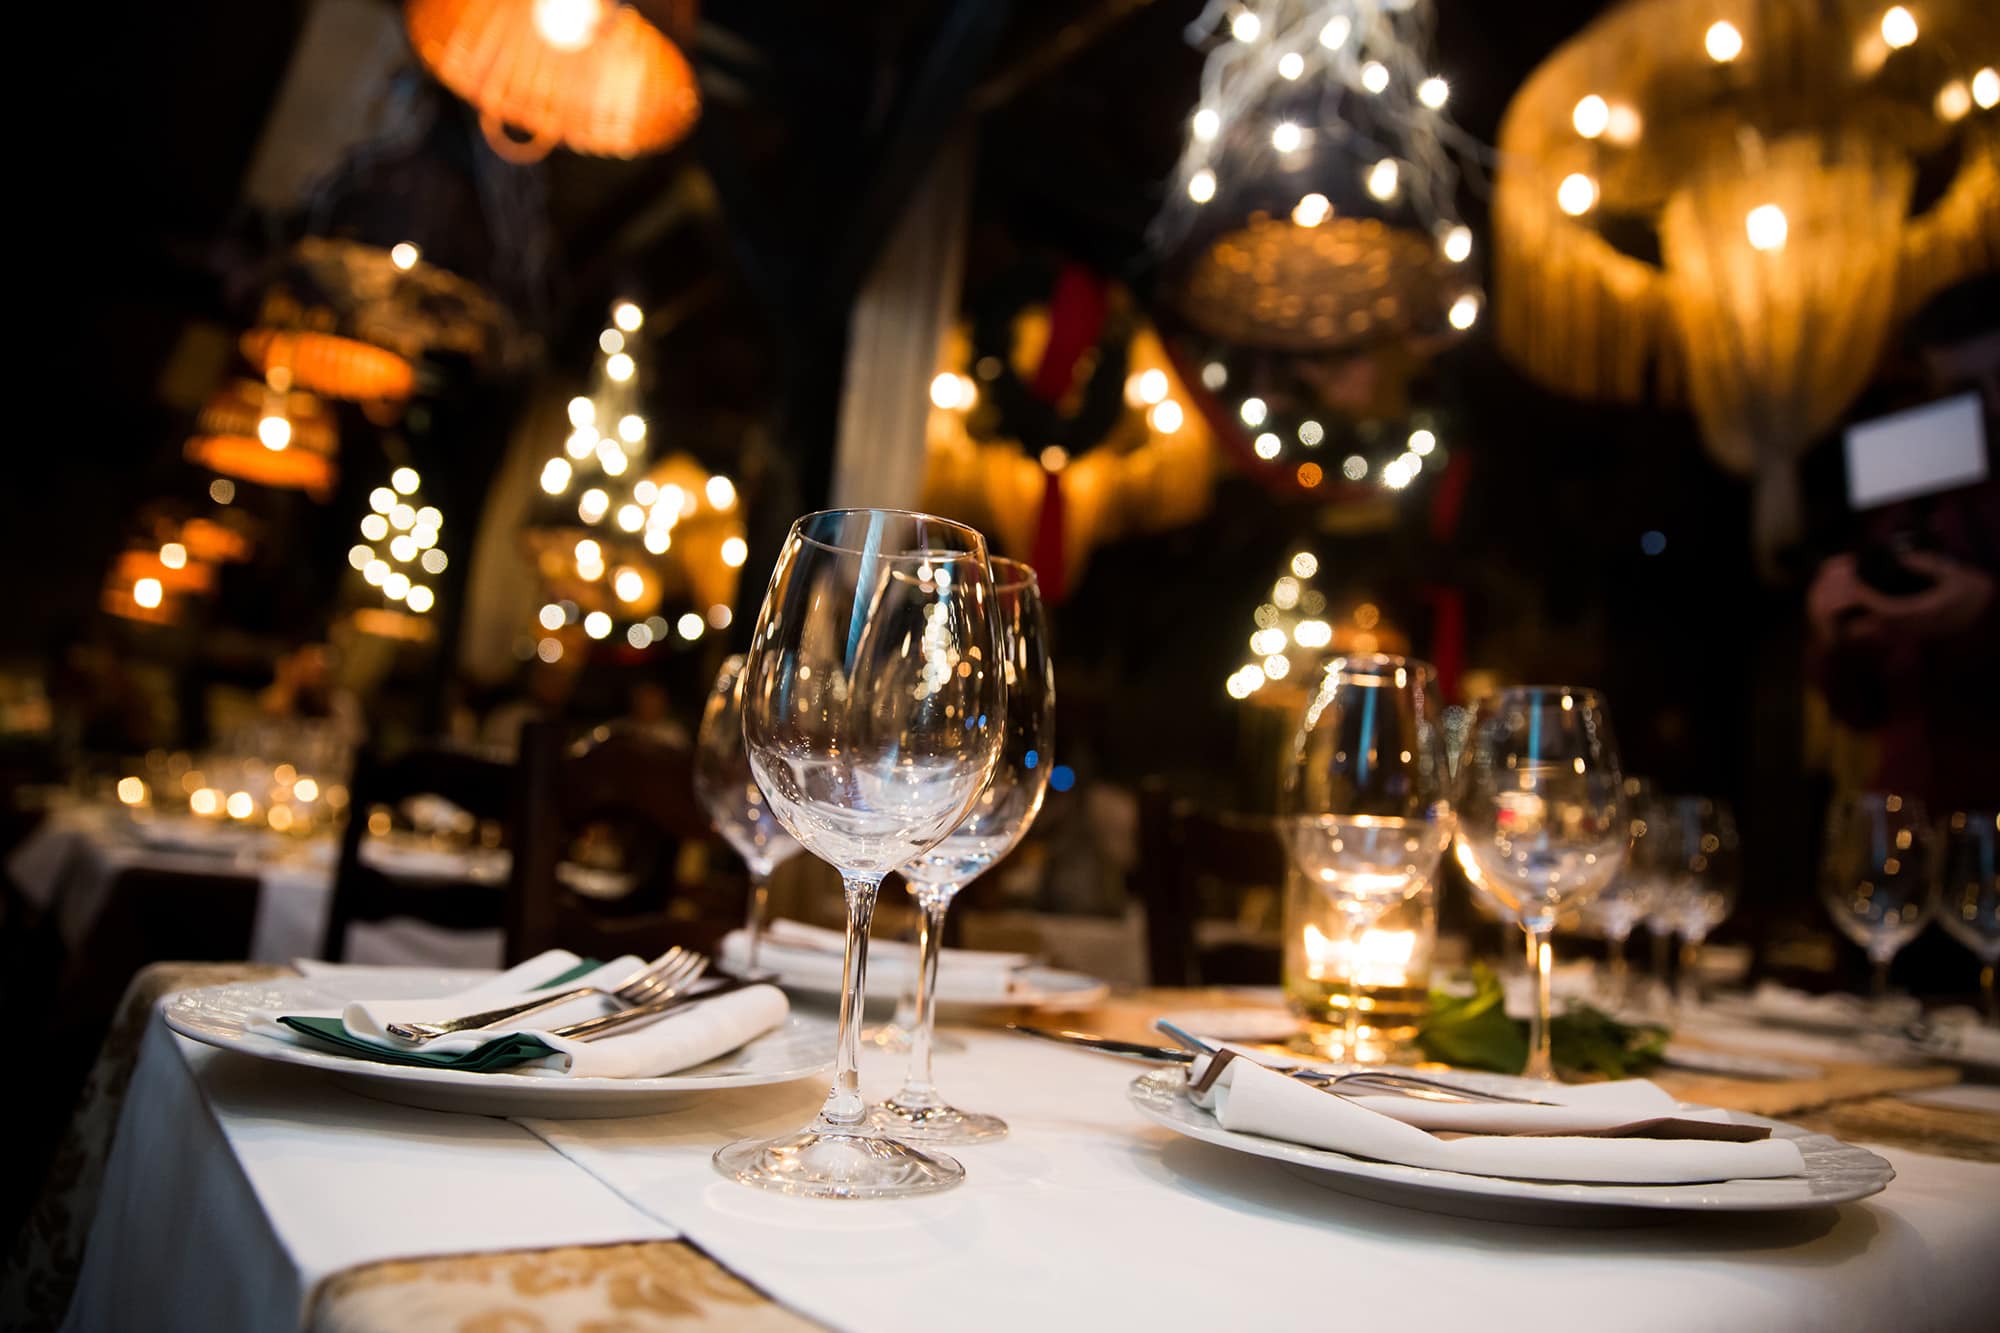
xmin=713 ymin=509 xmax=1005 ymax=1199
xmin=1819 ymin=792 xmax=1938 ymax=1001
xmin=1935 ymin=809 xmax=1997 ymax=1023
xmin=1456 ymin=687 xmax=1628 ymax=1079
xmin=1584 ymin=777 xmax=1668 ymax=1009
xmin=1282 ymin=655 xmax=1455 ymax=1064
xmin=1659 ymin=796 xmax=1740 ymax=1009
xmin=873 ymin=558 xmax=1052 ymax=1141
xmin=693 ymin=654 xmax=803 ymax=974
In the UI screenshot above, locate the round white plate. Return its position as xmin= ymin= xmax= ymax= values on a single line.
xmin=1155 ymin=1007 xmax=1306 ymax=1043
xmin=1127 ymin=1067 xmax=1893 ymax=1224
xmin=779 ymin=964 xmax=1110 ymax=1013
xmin=164 ymin=970 xmax=834 ymax=1119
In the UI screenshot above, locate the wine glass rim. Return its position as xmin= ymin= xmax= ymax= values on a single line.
xmin=988 ymin=556 xmax=1039 ymax=591
xmin=789 ymin=508 xmax=988 ymax=562
xmin=1487 ymin=684 xmax=1606 ymax=705
xmin=1321 ymin=652 xmax=1435 ymax=680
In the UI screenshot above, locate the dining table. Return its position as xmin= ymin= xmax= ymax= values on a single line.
xmin=12 ymin=957 xmax=2000 ymax=1333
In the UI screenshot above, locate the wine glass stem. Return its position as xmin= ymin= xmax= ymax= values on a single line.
xmin=1607 ymin=931 xmax=1628 ymax=1008
xmin=1677 ymin=935 xmax=1702 ymax=1010
xmin=1871 ymin=957 xmax=1891 ymax=1000
xmin=1983 ymin=965 xmax=1997 ymax=1027
xmin=892 ymin=885 xmax=958 ymax=1108
xmin=743 ymin=868 xmax=771 ymax=974
xmin=1524 ymin=925 xmax=1554 ymax=1080
xmin=814 ymin=874 xmax=881 ymax=1130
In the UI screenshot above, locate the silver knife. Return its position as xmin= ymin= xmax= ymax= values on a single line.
xmin=1005 ymin=1024 xmax=1195 ymax=1063
xmin=554 ymin=976 xmax=755 ymax=1042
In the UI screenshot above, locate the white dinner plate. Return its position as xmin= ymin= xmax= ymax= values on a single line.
xmin=1127 ymin=1067 xmax=1893 ymax=1224
xmin=163 ymin=969 xmax=835 ymax=1119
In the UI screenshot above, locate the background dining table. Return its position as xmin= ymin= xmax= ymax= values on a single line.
xmin=8 ymin=960 xmax=1999 ymax=1333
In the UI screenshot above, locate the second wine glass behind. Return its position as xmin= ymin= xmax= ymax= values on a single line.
xmin=694 ymin=653 xmax=802 ymax=974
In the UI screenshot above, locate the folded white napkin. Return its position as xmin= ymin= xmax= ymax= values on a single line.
xmin=1748 ymin=981 xmax=1920 ymax=1029
xmin=262 ymin=951 xmax=790 ymax=1079
xmin=1187 ymin=1056 xmax=1805 ymax=1184
xmin=719 ymin=919 xmax=1032 ymax=1001
xmin=1923 ymin=1022 xmax=2000 ymax=1065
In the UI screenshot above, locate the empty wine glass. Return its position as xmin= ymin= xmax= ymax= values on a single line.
xmin=873 ymin=558 xmax=1052 ymax=1141
xmin=1936 ymin=809 xmax=1998 ymax=1024
xmin=1282 ymin=655 xmax=1455 ymax=1064
xmin=1456 ymin=687 xmax=1628 ymax=1079
xmin=1819 ymin=792 xmax=1938 ymax=1000
xmin=694 ymin=653 xmax=803 ymax=974
xmin=713 ymin=509 xmax=1005 ymax=1199
xmin=1584 ymin=777 xmax=1668 ymax=1009
xmin=1660 ymin=796 xmax=1740 ymax=1008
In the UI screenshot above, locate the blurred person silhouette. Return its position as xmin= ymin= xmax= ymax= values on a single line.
xmin=1807 ymin=275 xmax=1999 ymax=809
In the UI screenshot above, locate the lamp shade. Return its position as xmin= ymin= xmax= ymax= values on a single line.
xmin=405 ymin=0 xmax=701 ymax=162
xmin=185 ymin=379 xmax=340 ymax=499
xmin=240 ymin=328 xmax=416 ymax=403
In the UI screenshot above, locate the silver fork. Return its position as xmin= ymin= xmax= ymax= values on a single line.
xmin=1156 ymin=1020 xmax=1555 ymax=1106
xmin=386 ymin=949 xmax=709 ymax=1041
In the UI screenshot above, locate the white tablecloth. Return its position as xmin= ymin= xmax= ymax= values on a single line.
xmin=64 ymin=981 xmax=2000 ymax=1333
xmin=9 ymin=809 xmax=504 ymax=968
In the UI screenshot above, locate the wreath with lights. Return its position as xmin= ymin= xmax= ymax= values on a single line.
xmin=967 ymin=259 xmax=1138 ymax=455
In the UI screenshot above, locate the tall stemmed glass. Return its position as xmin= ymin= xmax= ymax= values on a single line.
xmin=1819 ymin=792 xmax=1938 ymax=1001
xmin=1662 ymin=796 xmax=1739 ymax=1009
xmin=1937 ymin=810 xmax=1999 ymax=1024
xmin=1585 ymin=777 xmax=1668 ymax=1009
xmin=694 ymin=654 xmax=803 ymax=974
xmin=1282 ymin=655 xmax=1455 ymax=1064
xmin=1457 ymin=687 xmax=1628 ymax=1080
xmin=873 ymin=559 xmax=1052 ymax=1141
xmin=714 ymin=510 xmax=1005 ymax=1199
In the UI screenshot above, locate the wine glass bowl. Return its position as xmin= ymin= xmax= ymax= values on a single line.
xmin=714 ymin=509 xmax=1005 ymax=1199
xmin=693 ymin=654 xmax=802 ymax=972
xmin=1936 ymin=809 xmax=2000 ymax=1023
xmin=1819 ymin=791 xmax=1938 ymax=1000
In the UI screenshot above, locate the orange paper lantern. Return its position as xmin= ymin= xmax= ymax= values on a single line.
xmin=184 ymin=379 xmax=340 ymax=500
xmin=240 ymin=328 xmax=415 ymax=403
xmin=405 ymin=0 xmax=701 ymax=163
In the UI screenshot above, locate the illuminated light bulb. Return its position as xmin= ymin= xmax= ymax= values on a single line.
xmin=362 ymin=559 xmax=389 ymax=587
xmin=583 ymin=611 xmax=612 ymax=640
xmin=567 ymin=396 xmax=595 ymax=427
xmin=370 ymin=487 xmax=396 ymax=514
xmin=1226 ymin=673 xmax=1254 ymax=700
xmin=406 ymin=585 xmax=434 ymax=613
xmin=659 ymin=484 xmax=687 ymax=516
xmin=1382 ymin=458 xmax=1414 ymax=490
xmin=1298 ymin=420 xmax=1324 ymax=447
xmin=1557 ymin=172 xmax=1598 ymax=216
xmin=1279 ymin=52 xmax=1305 ymax=80
xmin=708 ymin=604 xmax=733 ymax=629
xmin=1880 ymin=6 xmax=1916 ymax=49
xmin=1263 ymin=653 xmax=1291 ymax=679
xmin=1292 ymin=192 xmax=1332 ymax=227
xmin=618 ymin=414 xmax=646 ymax=443
xmin=1746 ymin=203 xmax=1788 ymax=251
xmin=210 ymin=479 xmax=235 ymax=505
xmin=537 ymin=638 xmax=563 ymax=664
xmin=605 ymin=352 xmax=635 ymax=382
xmin=389 ymin=503 xmax=416 ymax=531
xmin=159 ymin=542 xmax=187 ymax=570
xmin=118 ymin=776 xmax=147 ymax=805
xmin=539 ymin=603 xmax=566 ymax=631
xmin=384 ymin=572 xmax=411 ymax=601
xmin=1972 ymin=67 xmax=1998 ymax=109
xmin=1705 ymin=20 xmax=1742 ymax=63
xmin=1240 ymin=396 xmax=1268 ymax=427
xmin=226 ymin=791 xmax=255 ymax=821
xmin=1201 ymin=361 xmax=1228 ymax=390
xmin=574 ymin=542 xmax=603 ymax=573
xmin=1253 ymin=432 xmax=1281 ymax=460
xmin=1230 ymin=10 xmax=1260 ymax=42
xmin=414 ymin=523 xmax=440 ymax=551
xmin=1271 ymin=121 xmax=1303 ymax=152
xmin=348 ymin=544 xmax=374 ymax=571
xmin=133 ymin=577 xmax=163 ymax=609
xmin=1572 ymin=94 xmax=1609 ymax=139
xmin=613 ymin=301 xmax=643 ymax=332
xmin=1417 ymin=76 xmax=1450 ymax=109
xmin=616 ymin=503 xmax=645 ymax=532
xmin=1292 ymin=552 xmax=1319 ymax=578
xmin=1191 ymin=107 xmax=1220 ymax=142
xmin=1448 ymin=292 xmax=1481 ymax=330
xmin=257 ymin=415 xmax=292 ymax=450
xmin=1342 ymin=454 xmax=1367 ymax=480
xmin=1148 ymin=400 xmax=1184 ymax=434
xmin=597 ymin=441 xmax=629 ymax=476
xmin=1294 ymin=619 xmax=1333 ymax=648
xmin=1409 ymin=428 xmax=1438 ymax=455
xmin=389 ymin=242 xmax=420 ymax=271
xmin=565 ymin=427 xmax=597 ymax=460
xmin=613 ymin=568 xmax=645 ymax=603
xmin=1134 ymin=368 xmax=1169 ymax=404
xmin=678 ymin=612 xmax=705 ymax=640
xmin=1401 ymin=450 xmax=1424 ymax=476
xmin=540 ymin=458 xmax=573 ymax=494
xmin=706 ymin=475 xmax=737 ymax=509
xmin=1936 ymin=80 xmax=1972 ymax=121
xmin=534 ymin=0 xmax=604 ymax=50
xmin=1605 ymin=104 xmax=1643 ymax=144
xmin=599 ymin=328 xmax=624 ymax=355
xmin=626 ymin=622 xmax=653 ymax=649
xmin=578 ymin=489 xmax=609 ymax=524
xmin=390 ymin=534 xmax=418 ymax=563
xmin=420 ymin=549 xmax=447 ymax=574
xmin=1366 ymin=158 xmax=1400 ymax=201
xmin=1361 ymin=61 xmax=1390 ymax=93
xmin=392 ymin=466 xmax=420 ymax=494
xmin=930 ymin=371 xmax=964 ymax=410
xmin=1188 ymin=168 xmax=1217 ymax=203
xmin=721 ymin=535 xmax=749 ymax=567
xmin=360 ymin=514 xmax=389 ymax=541
xmin=1320 ymin=15 xmax=1350 ymax=49
xmin=1442 ymin=224 xmax=1473 ymax=263
xmin=632 ymin=480 xmax=658 ymax=505
xmin=643 ymin=528 xmax=671 ymax=555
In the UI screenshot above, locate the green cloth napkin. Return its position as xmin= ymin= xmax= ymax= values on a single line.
xmin=276 ymin=957 xmax=601 ymax=1074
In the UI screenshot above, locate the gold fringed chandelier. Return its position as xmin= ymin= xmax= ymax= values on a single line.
xmin=405 ymin=0 xmax=701 ymax=163
xmin=1494 ymin=0 xmax=1999 ymax=570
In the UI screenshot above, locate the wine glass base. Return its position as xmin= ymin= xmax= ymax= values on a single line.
xmin=868 ymin=1099 xmax=1008 ymax=1143
xmin=713 ymin=1127 xmax=964 ymax=1199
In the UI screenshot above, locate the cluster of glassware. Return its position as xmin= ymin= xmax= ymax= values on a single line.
xmin=695 ymin=509 xmax=1055 ymax=1200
